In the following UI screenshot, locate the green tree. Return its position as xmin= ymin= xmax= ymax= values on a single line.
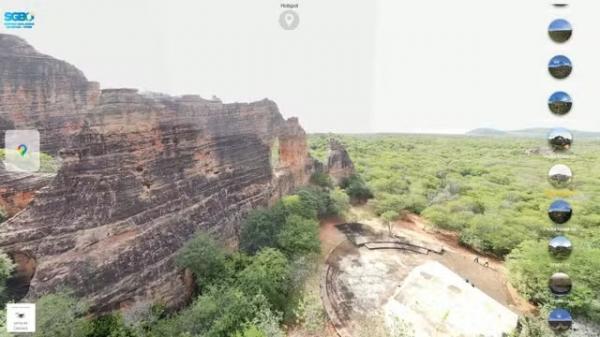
xmin=381 ymin=211 xmax=399 ymax=237
xmin=280 ymin=195 xmax=317 ymax=220
xmin=149 ymin=287 xmax=265 ymax=337
xmin=328 ymin=187 xmax=350 ymax=217
xmin=237 ymin=249 xmax=290 ymax=313
xmin=240 ymin=208 xmax=285 ymax=254
xmin=176 ymin=233 xmax=228 ymax=289
xmin=276 ymin=215 xmax=320 ymax=258
xmin=341 ymin=175 xmax=373 ymax=201
xmin=295 ymin=187 xmax=331 ymax=218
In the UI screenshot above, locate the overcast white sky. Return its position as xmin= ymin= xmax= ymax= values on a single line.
xmin=2 ymin=0 xmax=600 ymax=134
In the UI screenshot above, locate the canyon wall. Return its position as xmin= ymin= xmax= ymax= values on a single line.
xmin=0 ymin=34 xmax=313 ymax=312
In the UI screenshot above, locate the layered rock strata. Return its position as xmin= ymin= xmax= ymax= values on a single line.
xmin=0 ymin=34 xmax=312 ymax=312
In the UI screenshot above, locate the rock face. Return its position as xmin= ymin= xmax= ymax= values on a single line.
xmin=326 ymin=139 xmax=355 ymax=185
xmin=0 ymin=34 xmax=313 ymax=312
xmin=0 ymin=34 xmax=100 ymax=154
xmin=0 ymin=170 xmax=55 ymax=217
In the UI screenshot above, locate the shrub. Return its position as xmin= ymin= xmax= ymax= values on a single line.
xmin=245 ymin=307 xmax=284 ymax=337
xmin=294 ymin=291 xmax=325 ymax=334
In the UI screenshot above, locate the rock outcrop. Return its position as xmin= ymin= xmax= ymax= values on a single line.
xmin=0 ymin=34 xmax=313 ymax=312
xmin=326 ymin=139 xmax=355 ymax=185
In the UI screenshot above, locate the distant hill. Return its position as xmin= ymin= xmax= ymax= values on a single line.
xmin=466 ymin=128 xmax=508 ymax=136
xmin=466 ymin=128 xmax=600 ymax=139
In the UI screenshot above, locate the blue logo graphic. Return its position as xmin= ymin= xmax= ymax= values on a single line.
xmin=4 ymin=12 xmax=35 ymax=29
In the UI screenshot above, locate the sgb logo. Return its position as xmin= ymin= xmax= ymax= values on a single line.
xmin=4 ymin=12 xmax=35 ymax=29
xmin=4 ymin=12 xmax=35 ymax=21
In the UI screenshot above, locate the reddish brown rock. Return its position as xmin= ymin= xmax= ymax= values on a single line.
xmin=0 ymin=34 xmax=100 ymax=154
xmin=0 ymin=34 xmax=313 ymax=312
xmin=0 ymin=170 xmax=55 ymax=217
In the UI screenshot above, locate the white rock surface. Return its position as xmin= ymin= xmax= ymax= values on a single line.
xmin=384 ymin=261 xmax=519 ymax=337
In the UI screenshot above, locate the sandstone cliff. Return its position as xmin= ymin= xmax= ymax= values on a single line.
xmin=0 ymin=34 xmax=313 ymax=312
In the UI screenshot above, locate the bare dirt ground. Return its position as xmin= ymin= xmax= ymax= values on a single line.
xmin=350 ymin=205 xmax=535 ymax=314
xmin=314 ymin=205 xmax=538 ymax=337
xmin=319 ymin=216 xmax=347 ymax=259
xmin=395 ymin=213 xmax=536 ymax=314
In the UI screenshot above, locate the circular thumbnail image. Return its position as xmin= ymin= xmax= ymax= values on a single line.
xmin=548 ymin=91 xmax=572 ymax=116
xmin=548 ymin=55 xmax=572 ymax=79
xmin=548 ymin=19 xmax=573 ymax=43
xmin=548 ymin=199 xmax=573 ymax=224
xmin=549 ymin=272 xmax=572 ymax=296
xmin=548 ymin=235 xmax=573 ymax=259
xmin=548 ymin=308 xmax=572 ymax=332
xmin=548 ymin=164 xmax=573 ymax=188
xmin=548 ymin=127 xmax=572 ymax=151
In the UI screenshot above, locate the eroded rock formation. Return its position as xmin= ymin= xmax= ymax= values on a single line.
xmin=326 ymin=139 xmax=355 ymax=185
xmin=0 ymin=34 xmax=313 ymax=312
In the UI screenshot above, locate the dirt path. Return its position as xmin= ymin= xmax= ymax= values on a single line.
xmin=319 ymin=216 xmax=347 ymax=259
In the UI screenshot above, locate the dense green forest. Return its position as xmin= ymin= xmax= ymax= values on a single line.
xmin=310 ymin=134 xmax=600 ymax=322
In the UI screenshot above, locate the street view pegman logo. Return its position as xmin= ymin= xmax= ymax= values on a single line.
xmin=4 ymin=12 xmax=35 ymax=29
